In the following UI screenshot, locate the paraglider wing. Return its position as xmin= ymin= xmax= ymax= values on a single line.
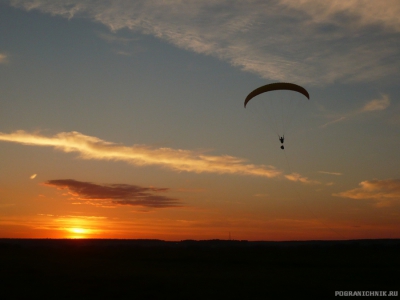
xmin=244 ymin=82 xmax=309 ymax=108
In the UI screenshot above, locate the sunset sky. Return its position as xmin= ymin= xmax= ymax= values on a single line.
xmin=1 ymin=0 xmax=399 ymax=240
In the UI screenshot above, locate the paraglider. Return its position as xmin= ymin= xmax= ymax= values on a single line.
xmin=244 ymin=82 xmax=309 ymax=149
xmin=279 ymin=135 xmax=284 ymax=149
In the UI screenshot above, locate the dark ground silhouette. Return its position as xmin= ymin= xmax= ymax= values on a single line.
xmin=0 ymin=239 xmax=399 ymax=299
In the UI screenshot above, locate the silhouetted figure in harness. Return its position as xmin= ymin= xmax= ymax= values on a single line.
xmin=279 ymin=135 xmax=284 ymax=149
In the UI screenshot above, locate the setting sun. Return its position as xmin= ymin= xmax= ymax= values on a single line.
xmin=68 ymin=227 xmax=89 ymax=234
xmin=66 ymin=227 xmax=91 ymax=239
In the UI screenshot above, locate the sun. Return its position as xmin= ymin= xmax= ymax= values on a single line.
xmin=54 ymin=216 xmax=103 ymax=239
xmin=66 ymin=227 xmax=92 ymax=239
xmin=69 ymin=227 xmax=89 ymax=234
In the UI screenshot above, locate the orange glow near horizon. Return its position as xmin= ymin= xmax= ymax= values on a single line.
xmin=0 ymin=200 xmax=399 ymax=241
xmin=1 ymin=216 xmax=399 ymax=240
xmin=66 ymin=227 xmax=92 ymax=239
xmin=51 ymin=216 xmax=104 ymax=239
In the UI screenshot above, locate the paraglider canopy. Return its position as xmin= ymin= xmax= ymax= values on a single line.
xmin=244 ymin=82 xmax=309 ymax=108
xmin=244 ymin=82 xmax=310 ymax=150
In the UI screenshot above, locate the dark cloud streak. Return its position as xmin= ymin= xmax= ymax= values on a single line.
xmin=44 ymin=179 xmax=182 ymax=208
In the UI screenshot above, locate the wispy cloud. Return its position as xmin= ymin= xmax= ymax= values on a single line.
xmin=361 ymin=94 xmax=390 ymax=112
xmin=114 ymin=50 xmax=132 ymax=56
xmin=44 ymin=179 xmax=181 ymax=208
xmin=285 ymin=172 xmax=320 ymax=184
xmin=97 ymin=32 xmax=141 ymax=56
xmin=9 ymin=0 xmax=400 ymax=85
xmin=320 ymin=116 xmax=346 ymax=128
xmin=334 ymin=179 xmax=400 ymax=207
xmin=0 ymin=53 xmax=8 ymax=64
xmin=318 ymin=171 xmax=343 ymax=176
xmin=280 ymin=0 xmax=400 ymax=31
xmin=321 ymin=94 xmax=390 ymax=127
xmin=97 ymin=32 xmax=135 ymax=45
xmin=0 ymin=130 xmax=281 ymax=178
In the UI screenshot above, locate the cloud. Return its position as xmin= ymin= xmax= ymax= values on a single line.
xmin=97 ymin=32 xmax=135 ymax=44
xmin=280 ymin=0 xmax=400 ymax=31
xmin=318 ymin=171 xmax=342 ymax=176
xmin=320 ymin=116 xmax=346 ymax=128
xmin=9 ymin=0 xmax=400 ymax=85
xmin=285 ymin=172 xmax=320 ymax=184
xmin=0 ymin=53 xmax=8 ymax=64
xmin=361 ymin=94 xmax=390 ymax=112
xmin=321 ymin=94 xmax=391 ymax=128
xmin=334 ymin=179 xmax=400 ymax=207
xmin=97 ymin=32 xmax=141 ymax=56
xmin=30 ymin=174 xmax=37 ymax=179
xmin=44 ymin=179 xmax=181 ymax=208
xmin=0 ymin=130 xmax=281 ymax=178
xmin=254 ymin=193 xmax=269 ymax=198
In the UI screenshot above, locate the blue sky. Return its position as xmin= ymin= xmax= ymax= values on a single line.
xmin=0 ymin=0 xmax=399 ymax=240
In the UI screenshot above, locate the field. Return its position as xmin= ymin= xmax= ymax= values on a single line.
xmin=0 ymin=239 xmax=399 ymax=299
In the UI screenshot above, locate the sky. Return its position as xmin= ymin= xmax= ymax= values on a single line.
xmin=0 ymin=0 xmax=399 ymax=240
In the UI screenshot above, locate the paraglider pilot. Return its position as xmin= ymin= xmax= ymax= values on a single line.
xmin=243 ymin=82 xmax=310 ymax=152
xmin=279 ymin=135 xmax=284 ymax=150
